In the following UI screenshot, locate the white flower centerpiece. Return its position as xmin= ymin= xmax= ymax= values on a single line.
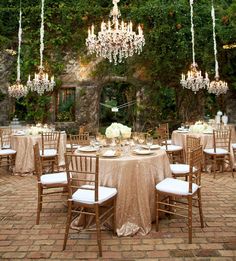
xmin=105 ymin=123 xmax=132 ymax=139
xmin=189 ymin=121 xmax=213 ymax=133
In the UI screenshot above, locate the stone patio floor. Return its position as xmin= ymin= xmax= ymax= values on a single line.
xmin=0 ymin=168 xmax=235 ymax=260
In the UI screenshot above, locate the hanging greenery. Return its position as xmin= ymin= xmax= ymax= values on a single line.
xmin=0 ymin=0 xmax=235 ymax=125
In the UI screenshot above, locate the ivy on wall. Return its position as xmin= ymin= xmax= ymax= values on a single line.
xmin=0 ymin=0 xmax=235 ymax=125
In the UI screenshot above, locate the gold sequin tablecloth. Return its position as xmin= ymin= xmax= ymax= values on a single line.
xmin=76 ymin=149 xmax=171 ymax=236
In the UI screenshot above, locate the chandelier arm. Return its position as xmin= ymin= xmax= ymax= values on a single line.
xmin=17 ymin=0 xmax=22 ymax=82
xmin=39 ymin=0 xmax=45 ymax=68
xmin=190 ymin=0 xmax=195 ymax=65
xmin=211 ymin=0 xmax=219 ymax=78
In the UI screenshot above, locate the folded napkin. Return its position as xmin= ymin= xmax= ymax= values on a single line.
xmin=103 ymin=150 xmax=116 ymax=157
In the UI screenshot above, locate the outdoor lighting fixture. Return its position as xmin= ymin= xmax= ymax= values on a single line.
xmin=8 ymin=2 xmax=28 ymax=99
xmin=208 ymin=0 xmax=228 ymax=96
xmin=86 ymin=0 xmax=145 ymax=65
xmin=27 ymin=0 xmax=55 ymax=95
xmin=180 ymin=0 xmax=209 ymax=93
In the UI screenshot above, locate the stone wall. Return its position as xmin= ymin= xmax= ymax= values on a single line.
xmin=0 ymin=51 xmax=14 ymax=125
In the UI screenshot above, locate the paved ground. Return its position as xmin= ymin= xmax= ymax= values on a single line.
xmin=0 ymin=168 xmax=235 ymax=260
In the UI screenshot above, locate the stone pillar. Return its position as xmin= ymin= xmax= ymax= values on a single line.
xmin=75 ymin=83 xmax=100 ymax=134
xmin=0 ymin=52 xmax=14 ymax=125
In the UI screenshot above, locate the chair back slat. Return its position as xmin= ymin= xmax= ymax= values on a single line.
xmin=65 ymin=153 xmax=99 ymax=202
xmin=186 ymin=136 xmax=201 ymax=164
xmin=189 ymin=146 xmax=202 ymax=193
xmin=33 ymin=142 xmax=43 ymax=181
xmin=156 ymin=123 xmax=169 ymax=148
xmin=213 ymin=129 xmax=231 ymax=152
xmin=41 ymin=131 xmax=61 ymax=155
xmin=69 ymin=133 xmax=90 ymax=149
xmin=0 ymin=127 xmax=12 ymax=148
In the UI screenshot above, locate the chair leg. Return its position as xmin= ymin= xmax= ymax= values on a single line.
xmin=188 ymin=196 xmax=192 ymax=244
xmin=112 ymin=198 xmax=117 ymax=236
xmin=95 ymin=205 xmax=102 ymax=257
xmin=156 ymin=191 xmax=159 ymax=232
xmin=36 ymin=186 xmax=43 ymax=225
xmin=63 ymin=200 xmax=72 ymax=251
xmin=213 ymin=156 xmax=217 ymax=179
xmin=197 ymin=190 xmax=204 ymax=228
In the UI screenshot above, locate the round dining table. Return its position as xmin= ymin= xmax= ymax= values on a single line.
xmin=171 ymin=128 xmax=236 ymax=167
xmin=11 ymin=132 xmax=67 ymax=175
xmin=75 ymin=148 xmax=171 ymax=236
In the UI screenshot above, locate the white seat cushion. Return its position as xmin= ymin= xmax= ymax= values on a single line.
xmin=203 ymin=148 xmax=228 ymax=155
xmin=2 ymin=144 xmax=11 ymax=149
xmin=40 ymin=172 xmax=67 ymax=185
xmin=40 ymin=149 xmax=57 ymax=157
xmin=170 ymin=164 xmax=197 ymax=174
xmin=161 ymin=145 xmax=182 ymax=151
xmin=0 ymin=149 xmax=16 ymax=155
xmin=232 ymin=143 xmax=236 ymax=149
xmin=156 ymin=178 xmax=199 ymax=196
xmin=72 ymin=185 xmax=117 ymax=204
xmin=161 ymin=139 xmax=172 ymax=145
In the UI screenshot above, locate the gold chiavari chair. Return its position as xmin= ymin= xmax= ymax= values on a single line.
xmin=156 ymin=146 xmax=204 ymax=243
xmin=156 ymin=124 xmax=184 ymax=163
xmin=203 ymin=129 xmax=234 ymax=178
xmin=66 ymin=133 xmax=90 ymax=153
xmin=170 ymin=136 xmax=201 ymax=180
xmin=63 ymin=153 xmax=117 ymax=257
xmin=40 ymin=131 xmax=61 ymax=172
xmin=0 ymin=128 xmax=16 ymax=173
xmin=33 ymin=142 xmax=68 ymax=224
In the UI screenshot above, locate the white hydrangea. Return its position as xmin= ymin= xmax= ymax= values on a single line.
xmin=105 ymin=123 xmax=132 ymax=139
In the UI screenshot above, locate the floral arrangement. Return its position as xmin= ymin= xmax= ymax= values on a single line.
xmin=189 ymin=121 xmax=213 ymax=133
xmin=105 ymin=123 xmax=132 ymax=139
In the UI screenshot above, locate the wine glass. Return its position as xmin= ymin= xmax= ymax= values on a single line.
xmin=138 ymin=133 xmax=145 ymax=148
xmin=90 ymin=136 xmax=96 ymax=147
xmin=146 ymin=135 xmax=153 ymax=151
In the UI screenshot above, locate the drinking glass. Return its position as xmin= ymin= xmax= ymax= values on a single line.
xmin=90 ymin=136 xmax=96 ymax=147
xmin=146 ymin=136 xmax=153 ymax=150
xmin=138 ymin=133 xmax=145 ymax=147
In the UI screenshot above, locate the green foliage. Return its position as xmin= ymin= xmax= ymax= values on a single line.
xmin=0 ymin=90 xmax=7 ymax=102
xmin=0 ymin=0 xmax=236 ymax=126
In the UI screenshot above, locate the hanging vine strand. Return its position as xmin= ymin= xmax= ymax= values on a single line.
xmin=39 ymin=0 xmax=45 ymax=68
xmin=190 ymin=0 xmax=195 ymax=65
xmin=211 ymin=1 xmax=219 ymax=78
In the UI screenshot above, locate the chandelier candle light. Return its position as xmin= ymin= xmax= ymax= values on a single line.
xmin=207 ymin=1 xmax=228 ymax=96
xmin=27 ymin=0 xmax=55 ymax=95
xmin=8 ymin=3 xmax=28 ymax=99
xmin=180 ymin=0 xmax=209 ymax=93
xmin=86 ymin=0 xmax=145 ymax=65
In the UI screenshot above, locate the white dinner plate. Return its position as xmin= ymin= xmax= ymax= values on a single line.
xmin=176 ymin=130 xmax=189 ymax=133
xmin=203 ymin=131 xmax=213 ymax=134
xmin=142 ymin=144 xmax=161 ymax=150
xmin=133 ymin=149 xmax=154 ymax=155
xmin=78 ymin=146 xmax=98 ymax=152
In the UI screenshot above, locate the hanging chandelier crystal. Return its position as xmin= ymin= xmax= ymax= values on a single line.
xmin=180 ymin=0 xmax=209 ymax=93
xmin=86 ymin=0 xmax=145 ymax=65
xmin=8 ymin=4 xmax=28 ymax=99
xmin=207 ymin=1 xmax=228 ymax=96
xmin=26 ymin=0 xmax=55 ymax=95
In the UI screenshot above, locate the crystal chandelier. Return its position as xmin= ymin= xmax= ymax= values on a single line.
xmin=26 ymin=0 xmax=55 ymax=95
xmin=208 ymin=1 xmax=228 ymax=96
xmin=8 ymin=3 xmax=28 ymax=99
xmin=86 ymin=0 xmax=145 ymax=65
xmin=180 ymin=0 xmax=209 ymax=93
